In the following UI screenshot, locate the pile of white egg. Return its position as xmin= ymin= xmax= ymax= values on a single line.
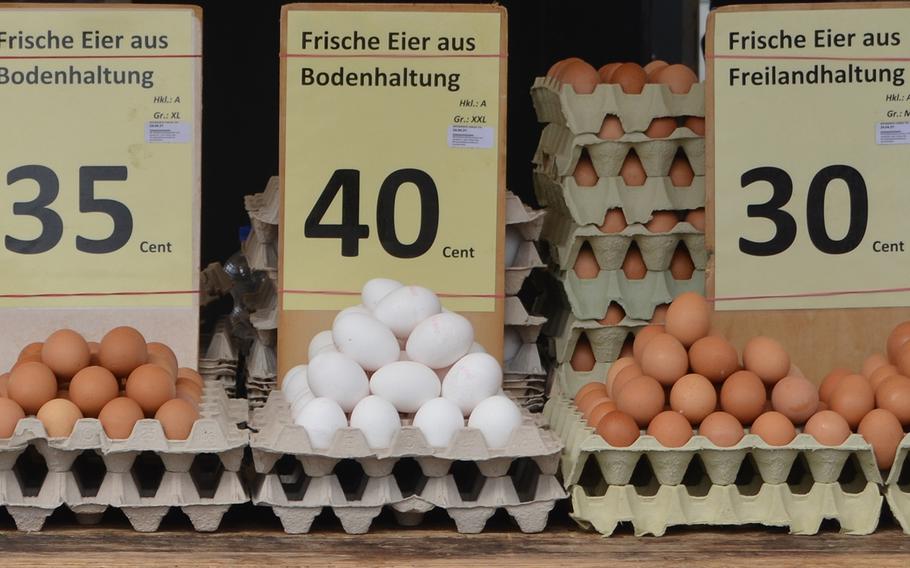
xmin=281 ymin=278 xmax=524 ymax=450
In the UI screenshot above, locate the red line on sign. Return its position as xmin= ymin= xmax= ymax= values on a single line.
xmin=0 ymin=54 xmax=201 ymax=60
xmin=282 ymin=52 xmax=506 ymax=59
xmin=711 ymin=54 xmax=910 ymax=62
xmin=0 ymin=290 xmax=199 ymax=298
xmin=709 ymin=286 xmax=910 ymax=303
xmin=281 ymin=289 xmax=503 ymax=299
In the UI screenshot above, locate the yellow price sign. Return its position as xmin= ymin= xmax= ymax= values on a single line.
xmin=710 ymin=2 xmax=910 ymax=312
xmin=279 ymin=3 xmax=506 ymax=369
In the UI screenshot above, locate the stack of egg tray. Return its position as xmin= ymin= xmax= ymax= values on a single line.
xmin=504 ymin=191 xmax=548 ymax=412
xmin=199 ymin=319 xmax=240 ymax=398
xmin=529 ymin=74 xmax=706 ymax=396
xmin=248 ymin=390 xmax=566 ymax=534
xmin=0 ymin=380 xmax=249 ymax=532
xmin=885 ymin=434 xmax=910 ymax=534
xmin=543 ymin=392 xmax=883 ymax=536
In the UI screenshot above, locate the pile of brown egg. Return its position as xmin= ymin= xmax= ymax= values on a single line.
xmin=547 ymin=58 xmax=699 ymax=96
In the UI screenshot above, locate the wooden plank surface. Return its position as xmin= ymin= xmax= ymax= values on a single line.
xmin=2 ymin=505 xmax=910 ymax=566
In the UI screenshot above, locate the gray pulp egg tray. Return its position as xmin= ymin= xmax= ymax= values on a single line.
xmin=534 ymin=171 xmax=705 ymax=227
xmin=533 ymin=123 xmax=705 ymax=179
xmin=0 ymin=380 xmax=250 ymax=532
xmin=505 ymin=191 xmax=547 ymax=297
xmin=884 ymin=433 xmax=910 ymax=534
xmin=550 ymin=362 xmax=614 ymax=401
xmin=541 ymin=212 xmax=706 ymax=273
xmin=530 ymin=77 xmax=705 ymax=135
xmin=549 ymin=311 xmax=647 ymax=365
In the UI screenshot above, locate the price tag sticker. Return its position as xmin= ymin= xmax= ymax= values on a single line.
xmin=280 ymin=4 xmax=506 ymax=315
xmin=0 ymin=6 xmax=201 ymax=309
xmin=710 ymin=4 xmax=910 ymax=311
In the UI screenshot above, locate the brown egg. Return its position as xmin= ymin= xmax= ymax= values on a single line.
xmin=620 ymin=152 xmax=646 ymax=186
xmin=570 ymin=335 xmax=596 ymax=372
xmin=720 ymin=370 xmax=767 ymax=425
xmin=611 ymin=364 xmax=643 ymax=398
xmin=576 ymin=389 xmax=608 ymax=415
xmin=560 ymin=59 xmax=600 ymax=94
xmin=670 ymin=373 xmax=716 ymax=425
xmin=575 ymin=382 xmax=608 ymax=407
xmin=69 ymin=366 xmax=120 ymax=418
xmin=176 ymin=390 xmax=201 ymax=409
xmin=18 ymin=342 xmax=43 ymax=361
xmin=177 ymin=368 xmax=205 ymax=389
xmin=750 ymin=411 xmax=796 ymax=446
xmin=621 ymin=245 xmax=647 ymax=280
xmin=683 ymin=116 xmax=706 ymax=135
xmin=876 ymin=376 xmax=910 ymax=426
xmin=598 ymin=208 xmax=627 ymax=233
xmin=606 ymin=357 xmax=636 ymax=392
xmin=11 ymin=353 xmax=42 ymax=371
xmin=597 ymin=62 xmax=622 ymax=83
xmin=587 ymin=399 xmax=617 ymax=427
xmin=644 ymin=59 xmax=669 ymax=80
xmin=573 ymin=155 xmax=598 ymax=187
xmin=597 ymin=115 xmax=624 ymax=140
xmin=668 ymin=155 xmax=695 ymax=188
xmin=818 ymin=367 xmax=851 ymax=404
xmin=595 ymin=410 xmax=640 ymax=447
xmin=0 ymin=397 xmax=25 ymax=438
xmin=87 ymin=341 xmax=101 ymax=366
xmin=804 ymin=410 xmax=852 ymax=446
xmin=742 ymin=336 xmax=790 ymax=386
xmin=581 ymin=396 xmax=612 ymax=420
xmin=125 ymin=364 xmax=176 ymax=417
xmin=155 ymin=398 xmax=199 ymax=440
xmin=621 ymin=337 xmax=635 ymax=357
xmin=99 ymin=326 xmax=148 ymax=378
xmin=862 ymin=353 xmax=889 ymax=377
xmin=654 ymin=64 xmax=698 ymax=94
xmin=645 ymin=211 xmax=679 ymax=233
xmin=817 ymin=401 xmax=829 ymax=411
xmin=608 ymin=62 xmax=646 ymax=94
xmin=633 ymin=324 xmax=665 ymax=361
xmin=858 ymin=409 xmax=904 ymax=470
xmin=647 ymin=410 xmax=693 ymax=447
xmin=547 ymin=57 xmax=582 ymax=78
xmin=698 ymin=411 xmax=744 ymax=447
xmin=616 ymin=375 xmax=665 ymax=427
xmin=689 ymin=336 xmax=739 ymax=383
xmin=147 ymin=342 xmax=178 ymax=376
xmin=8 ymin=361 xmax=58 ymax=414
xmin=650 ymin=304 xmax=670 ymax=324
xmin=40 ymin=329 xmax=90 ymax=381
xmin=641 ymin=333 xmax=688 ymax=387
xmin=770 ymin=376 xmax=819 ymax=425
xmin=669 ymin=245 xmax=695 ymax=280
xmin=895 ymin=343 xmax=910 ymax=377
xmin=573 ymin=245 xmax=600 ymax=279
xmin=36 ymin=398 xmax=83 ymax=438
xmin=598 ymin=302 xmax=626 ymax=326
xmin=664 ymin=292 xmax=710 ymax=348
xmin=0 ymin=373 xmax=9 ymax=398
xmin=868 ymin=365 xmax=900 ymax=392
xmin=98 ymin=396 xmax=144 ymax=439
xmin=887 ymin=321 xmax=910 ymax=362
xmin=645 ymin=117 xmax=676 ymax=139
xmin=829 ymin=374 xmax=875 ymax=429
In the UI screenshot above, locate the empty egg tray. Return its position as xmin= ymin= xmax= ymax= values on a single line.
xmin=530 ymin=76 xmax=705 ymax=135
xmin=884 ymin=433 xmax=910 ymax=534
xmin=549 ymin=311 xmax=646 ymax=365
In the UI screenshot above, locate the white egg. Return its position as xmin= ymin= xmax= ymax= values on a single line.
xmin=294 ymin=397 xmax=348 ymax=449
xmin=467 ymin=395 xmax=523 ymax=448
xmin=370 ymin=361 xmax=441 ymax=413
xmin=373 ymin=285 xmax=441 ymax=339
xmin=406 ymin=312 xmax=474 ymax=369
xmin=442 ymin=353 xmax=503 ymax=416
xmin=505 ymin=226 xmax=522 ymax=268
xmin=350 ymin=395 xmax=402 ymax=449
xmin=282 ymin=364 xmax=310 ymax=402
xmin=413 ymin=397 xmax=465 ymax=448
xmin=307 ymin=330 xmax=336 ymax=360
xmin=332 ymin=312 xmax=400 ymax=371
xmin=290 ymin=392 xmax=315 ymax=420
xmin=399 ymin=350 xmax=410 ymax=361
xmin=468 ymin=342 xmax=487 ymax=354
xmin=333 ymin=304 xmax=372 ymax=325
xmin=361 ymin=278 xmax=404 ymax=311
xmin=307 ymin=351 xmax=370 ymax=412
xmin=503 ymin=327 xmax=522 ymax=362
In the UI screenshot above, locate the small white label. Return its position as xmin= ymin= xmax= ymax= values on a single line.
xmin=146 ymin=121 xmax=191 ymax=144
xmin=447 ymin=125 xmax=494 ymax=149
xmin=877 ymin=121 xmax=910 ymax=145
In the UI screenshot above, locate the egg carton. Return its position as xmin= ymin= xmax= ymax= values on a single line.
xmin=530 ymin=76 xmax=705 ymax=135
xmin=199 ymin=262 xmax=234 ymax=307
xmin=550 ymin=311 xmax=646 ymax=364
xmin=558 ymin=269 xmax=705 ymax=321
xmin=245 ymin=338 xmax=277 ymax=380
xmin=884 ymin=432 xmax=910 ymax=534
xmin=542 ymin=214 xmax=706 ymax=273
xmin=252 ymin=466 xmax=565 ymax=534
xmin=504 ymin=342 xmax=545 ymax=377
xmin=241 ymin=226 xmax=278 ymax=274
xmin=0 ymin=467 xmax=247 ymax=532
xmin=249 ymin=390 xmax=562 ymax=479
xmin=544 ymin=393 xmax=882 ymax=488
xmin=506 ymin=240 xmax=546 ymax=297
xmin=548 ymin=361 xmax=613 ymax=400
xmin=569 ymin=480 xmax=882 ymax=537
xmin=505 ymin=191 xmax=546 ymax=240
xmin=244 ymin=176 xmax=280 ymax=226
xmin=505 ymin=297 xmax=546 ymax=343
xmin=533 ymin=171 xmax=705 ymax=227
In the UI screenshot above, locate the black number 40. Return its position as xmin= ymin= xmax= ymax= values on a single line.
xmin=739 ymin=165 xmax=868 ymax=256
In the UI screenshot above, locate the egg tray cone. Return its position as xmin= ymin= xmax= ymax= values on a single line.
xmin=249 ymin=390 xmax=562 ymax=479
xmin=549 ymin=362 xmax=615 ymax=400
xmin=241 ymin=226 xmax=278 ymax=274
xmin=244 ymin=175 xmax=280 ymax=226
xmin=542 ymin=213 xmax=706 ymax=273
xmin=534 ymin=171 xmax=705 ymax=227
xmin=0 ymin=467 xmax=248 ymax=532
xmin=543 ymin=393 xmax=882 ymax=488
xmin=550 ymin=312 xmax=649 ymax=365
xmin=505 ymin=191 xmax=546 ymax=240
xmin=556 ymin=269 xmax=705 ymax=322
xmin=569 ymin=480 xmax=882 ymax=537
xmin=505 ymin=297 xmax=547 ymax=343
xmin=883 ymin=433 xmax=910 ymax=534
xmin=251 ymin=465 xmax=565 ymax=534
xmin=506 ymin=240 xmax=546 ymax=296
xmin=531 ymin=77 xmax=705 ymax=135
xmin=534 ymin=123 xmax=705 ymax=180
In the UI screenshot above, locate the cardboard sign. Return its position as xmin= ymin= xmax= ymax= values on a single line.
xmin=0 ymin=4 xmax=202 ymax=370
xmin=708 ymin=2 xmax=910 ymax=378
xmin=279 ymin=3 xmax=507 ymax=375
